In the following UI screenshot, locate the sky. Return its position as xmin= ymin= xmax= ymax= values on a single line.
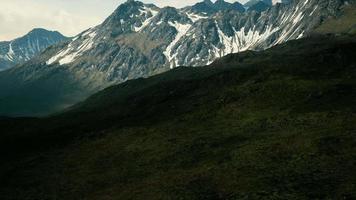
xmin=0 ymin=0 xmax=248 ymax=41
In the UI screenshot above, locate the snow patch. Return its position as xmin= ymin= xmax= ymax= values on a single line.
xmin=134 ymin=6 xmax=159 ymax=32
xmin=187 ymin=12 xmax=208 ymax=23
xmin=309 ymin=6 xmax=318 ymax=16
xmin=46 ymin=30 xmax=97 ymax=65
xmin=297 ymin=31 xmax=304 ymax=39
xmin=210 ymin=22 xmax=279 ymax=63
xmin=272 ymin=0 xmax=282 ymax=5
xmin=293 ymin=12 xmax=304 ymax=25
xmin=6 ymin=43 xmax=15 ymax=61
xmin=163 ymin=22 xmax=192 ymax=69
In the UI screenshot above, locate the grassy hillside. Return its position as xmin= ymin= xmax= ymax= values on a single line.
xmin=314 ymin=4 xmax=356 ymax=34
xmin=0 ymin=34 xmax=355 ymax=199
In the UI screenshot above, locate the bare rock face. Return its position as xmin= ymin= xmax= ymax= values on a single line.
xmin=0 ymin=0 xmax=352 ymax=116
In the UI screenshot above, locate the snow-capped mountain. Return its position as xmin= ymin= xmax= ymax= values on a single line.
xmin=0 ymin=0 xmax=353 ymax=116
xmin=0 ymin=28 xmax=67 ymax=71
xmin=43 ymin=0 xmax=345 ymax=81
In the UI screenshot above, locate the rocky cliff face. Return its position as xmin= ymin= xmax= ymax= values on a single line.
xmin=0 ymin=29 xmax=67 ymax=71
xmin=0 ymin=0 xmax=353 ymax=116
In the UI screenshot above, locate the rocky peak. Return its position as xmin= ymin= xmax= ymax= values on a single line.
xmin=106 ymin=0 xmax=144 ymax=21
xmin=231 ymin=2 xmax=246 ymax=12
xmin=26 ymin=28 xmax=63 ymax=39
xmin=154 ymin=7 xmax=188 ymax=23
xmin=203 ymin=0 xmax=214 ymax=6
xmin=214 ymin=0 xmax=229 ymax=7
xmin=190 ymin=0 xmax=246 ymax=13
xmin=0 ymin=28 xmax=67 ymax=71
xmin=100 ymin=1 xmax=159 ymax=37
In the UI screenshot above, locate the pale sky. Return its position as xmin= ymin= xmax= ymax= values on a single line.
xmin=0 ymin=0 xmax=247 ymax=41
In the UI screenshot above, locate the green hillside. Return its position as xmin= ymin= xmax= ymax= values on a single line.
xmin=314 ymin=4 xmax=356 ymax=34
xmin=0 ymin=34 xmax=355 ymax=199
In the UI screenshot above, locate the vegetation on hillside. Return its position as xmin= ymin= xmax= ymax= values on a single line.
xmin=314 ymin=4 xmax=356 ymax=34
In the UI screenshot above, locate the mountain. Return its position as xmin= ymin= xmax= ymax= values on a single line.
xmin=0 ymin=34 xmax=355 ymax=199
xmin=231 ymin=2 xmax=246 ymax=12
xmin=188 ymin=0 xmax=245 ymax=14
xmin=0 ymin=0 xmax=354 ymax=117
xmin=244 ymin=0 xmax=290 ymax=8
xmin=214 ymin=0 xmax=245 ymax=12
xmin=247 ymin=1 xmax=270 ymax=12
xmin=0 ymin=28 xmax=67 ymax=71
xmin=244 ymin=0 xmax=264 ymax=7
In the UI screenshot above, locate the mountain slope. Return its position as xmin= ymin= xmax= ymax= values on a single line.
xmin=247 ymin=1 xmax=270 ymax=12
xmin=0 ymin=28 xmax=67 ymax=71
xmin=244 ymin=0 xmax=268 ymax=7
xmin=188 ymin=0 xmax=245 ymax=14
xmin=0 ymin=34 xmax=355 ymax=199
xmin=314 ymin=4 xmax=356 ymax=34
xmin=244 ymin=0 xmax=290 ymax=7
xmin=0 ymin=0 xmax=354 ymax=117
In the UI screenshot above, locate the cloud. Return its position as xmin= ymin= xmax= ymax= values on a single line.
xmin=0 ymin=0 xmax=103 ymax=40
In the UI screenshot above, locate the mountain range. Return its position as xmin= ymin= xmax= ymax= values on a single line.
xmin=0 ymin=0 xmax=354 ymax=117
xmin=0 ymin=29 xmax=67 ymax=71
xmin=1 ymin=34 xmax=355 ymax=199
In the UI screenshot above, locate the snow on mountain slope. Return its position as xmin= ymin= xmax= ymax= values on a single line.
xmin=44 ymin=0 xmax=343 ymax=70
xmin=272 ymin=0 xmax=282 ymax=5
xmin=46 ymin=28 xmax=97 ymax=65
xmin=0 ymin=0 xmax=352 ymax=116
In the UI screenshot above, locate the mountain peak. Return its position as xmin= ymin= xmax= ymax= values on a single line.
xmin=0 ymin=28 xmax=67 ymax=71
xmin=214 ymin=0 xmax=229 ymax=6
xmin=29 ymin=28 xmax=48 ymax=32
xmin=191 ymin=0 xmax=245 ymax=13
xmin=126 ymin=0 xmax=137 ymax=3
xmin=214 ymin=0 xmax=242 ymax=11
xmin=25 ymin=28 xmax=65 ymax=39
xmin=28 ymin=28 xmax=61 ymax=35
xmin=203 ymin=0 xmax=214 ymax=5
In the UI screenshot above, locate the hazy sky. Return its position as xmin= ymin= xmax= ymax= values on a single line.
xmin=0 ymin=0 xmax=248 ymax=41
